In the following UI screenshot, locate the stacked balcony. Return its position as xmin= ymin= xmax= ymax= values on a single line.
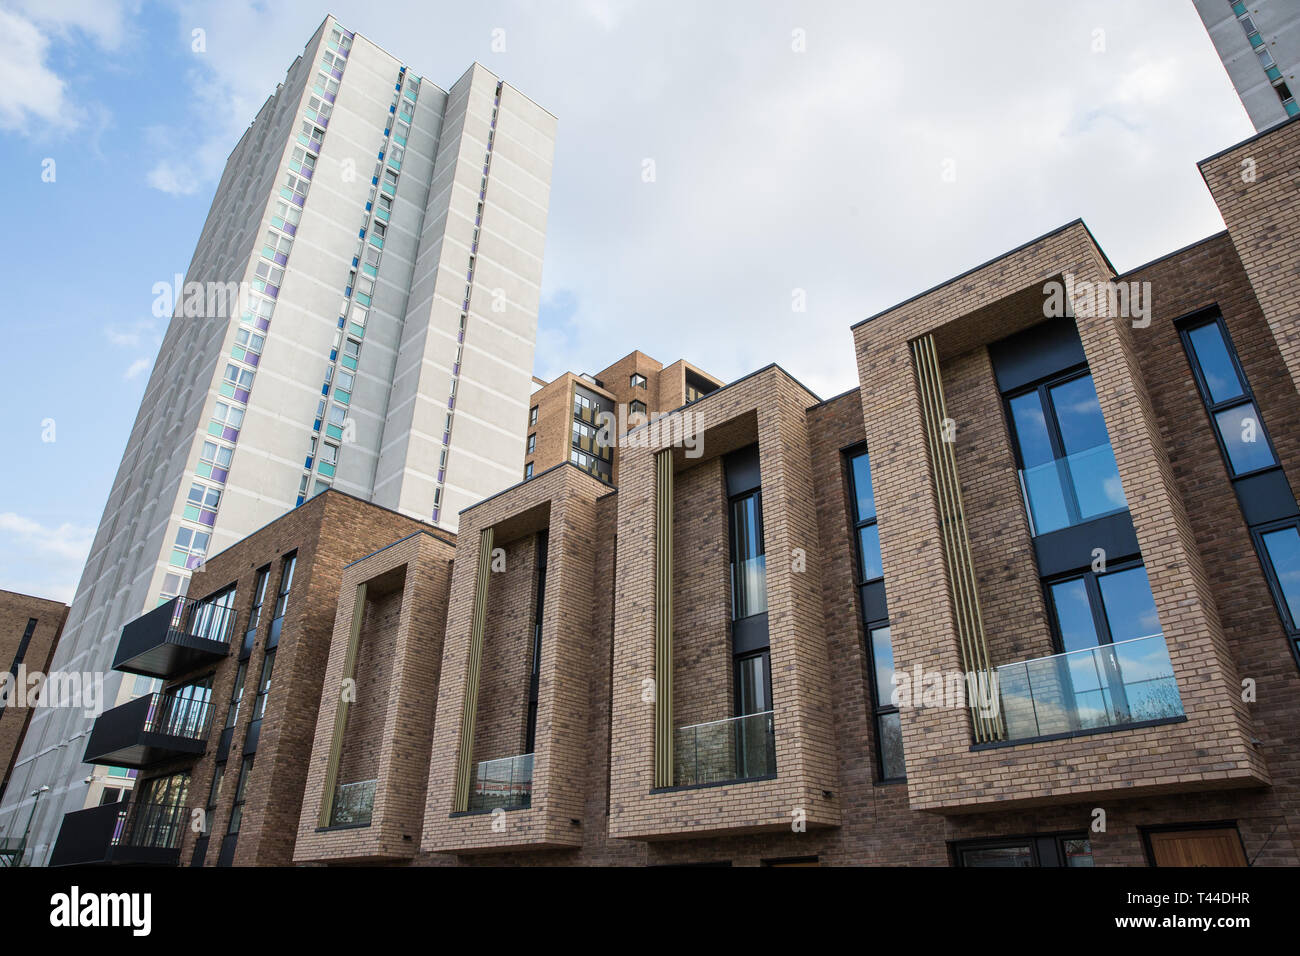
xmin=83 ymin=692 xmax=212 ymax=768
xmin=112 ymin=595 xmax=238 ymax=679
xmin=49 ymin=800 xmax=187 ymax=867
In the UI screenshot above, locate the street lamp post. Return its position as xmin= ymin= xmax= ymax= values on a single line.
xmin=19 ymin=785 xmax=49 ymax=866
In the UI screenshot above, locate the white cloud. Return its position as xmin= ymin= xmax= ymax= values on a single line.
xmin=0 ymin=512 xmax=95 ymax=602
xmin=124 ymin=357 xmax=152 ymax=380
xmin=146 ymin=158 xmax=201 ymax=195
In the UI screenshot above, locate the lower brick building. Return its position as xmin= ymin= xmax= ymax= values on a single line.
xmin=0 ymin=589 xmax=69 ymax=864
xmin=49 ymin=116 xmax=1300 ymax=867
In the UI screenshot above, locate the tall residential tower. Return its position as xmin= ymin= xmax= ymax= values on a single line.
xmin=1194 ymin=0 xmax=1300 ymax=129
xmin=0 ymin=15 xmax=555 ymax=864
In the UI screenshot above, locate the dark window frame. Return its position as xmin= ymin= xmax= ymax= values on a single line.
xmin=1178 ymin=309 xmax=1281 ymax=481
xmin=1041 ymin=556 xmax=1149 ymax=655
xmin=1251 ymin=517 xmax=1300 ymax=639
xmin=951 ymin=831 xmax=1093 ymax=868
xmin=844 ymin=444 xmax=905 ymax=783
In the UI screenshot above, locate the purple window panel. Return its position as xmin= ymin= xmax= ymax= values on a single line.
xmin=266 ymin=285 xmax=279 ymax=298
xmin=437 ymin=469 xmax=445 ymax=482
xmin=283 ymin=223 xmax=297 ymax=237
xmin=273 ymin=252 xmax=288 ymax=266
xmin=198 ymin=511 xmax=217 ymax=527
xmin=222 ymin=426 xmax=240 ymax=442
xmin=309 ymin=139 xmax=321 ymax=153
xmin=234 ymin=387 xmax=250 ymax=403
xmin=300 ymin=167 xmax=312 ymax=181
xmin=442 ymin=432 xmax=450 ymax=444
xmin=289 ymin=192 xmax=305 ymax=206
xmin=458 ymin=331 xmax=464 ymax=343
xmin=447 ymin=397 xmax=455 ymax=409
xmin=331 ymin=68 xmax=343 ymax=80
xmin=186 ymin=554 xmax=204 ymax=570
xmin=453 ymin=363 xmax=460 ymax=375
xmin=245 ymin=353 xmax=259 ymax=367
xmin=431 ymin=507 xmax=440 ymax=521
xmin=323 ymin=91 xmax=336 ymax=104
xmin=256 ymin=317 xmax=271 ymax=331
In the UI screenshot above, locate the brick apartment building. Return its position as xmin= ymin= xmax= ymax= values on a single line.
xmin=48 ymin=116 xmax=1300 ymax=867
xmin=0 ymin=590 xmax=69 ymax=861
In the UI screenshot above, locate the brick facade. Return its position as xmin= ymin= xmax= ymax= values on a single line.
xmin=0 ymin=591 xmax=69 ymax=804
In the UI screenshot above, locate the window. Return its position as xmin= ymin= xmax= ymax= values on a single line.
xmin=527 ymin=433 xmax=536 ymax=453
xmin=524 ymin=462 xmax=534 ymax=480
xmin=227 ymin=756 xmax=254 ymax=834
xmin=272 ymin=554 xmax=297 ymax=621
xmin=223 ymin=363 xmax=254 ymax=391
xmin=199 ymin=440 xmax=233 ymax=470
xmin=630 ymin=373 xmax=647 ymax=389
xmin=204 ymin=762 xmax=225 ymax=834
xmin=99 ymin=787 xmax=124 ymax=806
xmin=1006 ymin=370 xmax=1127 ymax=535
xmin=253 ymin=649 xmax=276 ymax=721
xmin=185 ymin=482 xmax=221 ymax=525
xmin=1255 ymin=520 xmax=1300 ymax=655
xmin=1046 ymin=561 xmax=1161 ymax=652
xmin=729 ymin=490 xmax=767 ymax=620
xmin=629 ymin=399 xmax=647 ymax=416
xmin=6 ymin=618 xmax=37 ymax=680
xmin=170 ymin=526 xmax=211 ymax=570
xmin=1181 ymin=315 xmax=1279 ymax=477
xmin=224 ymin=661 xmax=247 ymax=729
xmin=247 ymin=567 xmax=270 ymax=633
xmin=955 ymin=834 xmax=1093 ymax=868
xmin=209 ymin=401 xmax=244 ymax=432
xmin=847 ymin=447 xmax=904 ymax=781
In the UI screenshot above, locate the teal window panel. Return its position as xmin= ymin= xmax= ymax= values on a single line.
xmin=232 ymin=346 xmax=247 ymax=362
xmin=1250 ymin=33 xmax=1264 ymax=47
xmin=355 ymin=292 xmax=372 ymax=306
xmin=207 ymin=422 xmax=223 ymax=437
xmin=279 ymin=187 xmax=296 ymax=202
xmin=312 ymin=83 xmax=324 ymax=96
xmin=290 ymin=160 xmax=303 ymax=174
xmin=335 ymin=389 xmax=351 ymax=405
xmin=271 ymin=216 xmax=286 ymax=231
xmin=326 ymin=424 xmax=343 ymax=441
xmin=381 ymin=181 xmax=396 ymax=196
xmin=1288 ymin=100 xmax=1300 ymax=116
xmin=349 ymin=323 xmax=365 ymax=338
xmin=404 ymin=87 xmax=417 ymax=101
xmin=387 ymin=158 xmax=401 ymax=171
xmin=183 ymin=504 xmax=201 ymax=522
xmin=368 ymin=235 xmax=383 ymax=249
xmin=362 ymin=263 xmax=378 ymax=278
xmin=342 ymin=355 xmax=358 ymax=371
xmin=374 ymin=208 xmax=390 ymax=222
xmin=1268 ymin=66 xmax=1283 ymax=81
xmin=317 ymin=462 xmax=336 ymax=478
xmin=219 ymin=382 xmax=237 ymax=399
xmin=297 ymin=133 xmax=310 ymax=147
xmin=169 ymin=550 xmax=188 ymax=568
xmin=392 ymin=134 xmax=406 ymax=147
xmin=196 ymin=462 xmax=213 ymax=479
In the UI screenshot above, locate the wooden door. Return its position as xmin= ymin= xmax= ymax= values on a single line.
xmin=1148 ymin=828 xmax=1247 ymax=867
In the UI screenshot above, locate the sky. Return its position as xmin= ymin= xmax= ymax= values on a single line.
xmin=0 ymin=0 xmax=1255 ymax=603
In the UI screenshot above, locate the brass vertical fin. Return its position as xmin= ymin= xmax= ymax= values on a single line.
xmin=318 ymin=581 xmax=367 ymax=827
xmin=454 ymin=526 xmax=494 ymax=811
xmin=654 ymin=449 xmax=675 ymax=788
xmin=911 ymin=334 xmax=1004 ymax=743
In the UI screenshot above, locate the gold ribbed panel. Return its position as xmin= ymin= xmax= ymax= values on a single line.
xmin=318 ymin=581 xmax=367 ymax=827
xmin=911 ymin=334 xmax=1004 ymax=743
xmin=453 ymin=526 xmax=495 ymax=811
xmin=654 ymin=449 xmax=675 ymax=788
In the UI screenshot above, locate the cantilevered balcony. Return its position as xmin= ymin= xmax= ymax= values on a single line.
xmin=673 ymin=711 xmax=776 ymax=787
xmin=992 ymin=634 xmax=1184 ymax=746
xmin=83 ymin=693 xmax=212 ymax=768
xmin=49 ymin=801 xmax=186 ymax=867
xmin=113 ymin=596 xmax=238 ymax=679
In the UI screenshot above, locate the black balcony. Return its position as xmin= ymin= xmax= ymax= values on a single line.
xmin=113 ymin=596 xmax=237 ymax=679
xmin=83 ymin=693 xmax=212 ymax=768
xmin=50 ymin=802 xmax=186 ymax=867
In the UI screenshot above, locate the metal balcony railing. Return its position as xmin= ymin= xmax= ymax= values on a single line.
xmin=119 ymin=802 xmax=187 ymax=850
xmin=114 ymin=595 xmax=239 ymax=678
xmin=330 ymin=779 xmax=377 ymax=827
xmin=145 ymin=693 xmax=213 ymax=741
xmin=673 ymin=710 xmax=776 ymax=787
xmin=995 ymin=634 xmax=1184 ymax=743
xmin=467 ymin=753 xmax=533 ymax=812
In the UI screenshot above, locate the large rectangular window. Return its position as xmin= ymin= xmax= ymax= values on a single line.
xmin=729 ymin=490 xmax=767 ymax=621
xmin=1006 ymin=370 xmax=1127 ymax=535
xmin=846 ymin=447 xmax=904 ymax=781
xmin=954 ymin=833 xmax=1093 ymax=868
xmin=1179 ymin=310 xmax=1299 ymax=664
